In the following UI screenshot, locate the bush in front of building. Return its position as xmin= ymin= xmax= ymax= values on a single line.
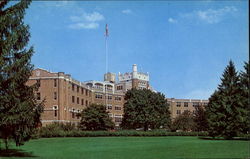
xmin=79 ymin=104 xmax=115 ymax=131
xmin=35 ymin=124 xmax=208 ymax=138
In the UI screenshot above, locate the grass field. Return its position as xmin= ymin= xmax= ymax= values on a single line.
xmin=1 ymin=136 xmax=249 ymax=159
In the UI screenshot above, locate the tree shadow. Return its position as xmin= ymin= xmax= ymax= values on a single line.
xmin=199 ymin=136 xmax=250 ymax=141
xmin=0 ymin=149 xmax=37 ymax=157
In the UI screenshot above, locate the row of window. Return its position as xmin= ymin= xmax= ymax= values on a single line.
xmin=138 ymin=81 xmax=147 ymax=85
xmin=176 ymin=110 xmax=197 ymax=115
xmin=106 ymin=105 xmax=122 ymax=110
xmin=71 ymin=83 xmax=90 ymax=96
xmin=116 ymin=85 xmax=123 ymax=90
xmin=52 ymin=107 xmax=122 ymax=121
xmin=176 ymin=102 xmax=208 ymax=107
xmin=71 ymin=109 xmax=80 ymax=119
xmin=95 ymin=94 xmax=122 ymax=101
xmin=72 ymin=96 xmax=89 ymax=106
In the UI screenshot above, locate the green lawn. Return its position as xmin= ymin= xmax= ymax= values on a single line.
xmin=1 ymin=136 xmax=249 ymax=159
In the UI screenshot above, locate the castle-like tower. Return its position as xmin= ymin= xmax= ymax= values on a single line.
xmin=117 ymin=64 xmax=150 ymax=92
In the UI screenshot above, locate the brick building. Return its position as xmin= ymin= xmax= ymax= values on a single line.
xmin=167 ymin=98 xmax=209 ymax=119
xmin=27 ymin=64 xmax=209 ymax=126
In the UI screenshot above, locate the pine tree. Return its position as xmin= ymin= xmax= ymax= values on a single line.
xmin=0 ymin=0 xmax=43 ymax=149
xmin=206 ymin=60 xmax=247 ymax=139
xmin=239 ymin=61 xmax=250 ymax=133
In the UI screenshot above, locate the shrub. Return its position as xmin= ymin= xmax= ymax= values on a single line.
xmin=36 ymin=125 xmax=208 ymax=138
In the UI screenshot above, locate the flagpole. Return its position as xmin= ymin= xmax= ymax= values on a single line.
xmin=105 ymin=24 xmax=108 ymax=107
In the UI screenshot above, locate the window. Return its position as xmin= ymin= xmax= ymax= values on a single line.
xmin=85 ymin=89 xmax=88 ymax=96
xmin=72 ymin=109 xmax=75 ymax=118
xmin=115 ymin=96 xmax=122 ymax=101
xmin=77 ymin=97 xmax=79 ymax=104
xmin=115 ymin=117 xmax=122 ymax=122
xmin=72 ymin=83 xmax=75 ymax=91
xmin=107 ymin=105 xmax=112 ymax=110
xmin=85 ymin=100 xmax=88 ymax=106
xmin=37 ymin=79 xmax=40 ymax=87
xmin=72 ymin=96 xmax=75 ymax=103
xmin=108 ymin=113 xmax=113 ymax=118
xmin=203 ymin=102 xmax=208 ymax=106
xmin=54 ymin=79 xmax=57 ymax=87
xmin=117 ymin=85 xmax=123 ymax=90
xmin=54 ymin=92 xmax=57 ymax=100
xmin=37 ymin=92 xmax=41 ymax=100
xmin=54 ymin=110 xmax=57 ymax=117
xmin=176 ymin=102 xmax=181 ymax=107
xmin=177 ymin=110 xmax=181 ymax=114
xmin=77 ymin=110 xmax=80 ymax=119
xmin=81 ymin=88 xmax=84 ymax=94
xmin=193 ymin=102 xmax=199 ymax=107
xmin=107 ymin=95 xmax=112 ymax=100
xmin=184 ymin=102 xmax=188 ymax=107
xmin=115 ymin=106 xmax=121 ymax=110
xmin=81 ymin=99 xmax=84 ymax=105
xmin=53 ymin=106 xmax=58 ymax=117
xmin=77 ymin=86 xmax=79 ymax=93
xmin=95 ymin=94 xmax=103 ymax=99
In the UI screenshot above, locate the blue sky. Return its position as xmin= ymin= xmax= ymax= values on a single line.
xmin=24 ymin=1 xmax=248 ymax=99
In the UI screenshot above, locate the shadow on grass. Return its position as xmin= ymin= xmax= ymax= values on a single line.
xmin=199 ymin=136 xmax=250 ymax=141
xmin=0 ymin=149 xmax=37 ymax=157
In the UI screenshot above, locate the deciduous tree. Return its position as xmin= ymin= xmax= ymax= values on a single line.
xmin=79 ymin=104 xmax=114 ymax=130
xmin=193 ymin=105 xmax=208 ymax=132
xmin=172 ymin=111 xmax=195 ymax=132
xmin=121 ymin=89 xmax=170 ymax=131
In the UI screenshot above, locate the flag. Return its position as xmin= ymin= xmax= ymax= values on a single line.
xmin=105 ymin=24 xmax=109 ymax=37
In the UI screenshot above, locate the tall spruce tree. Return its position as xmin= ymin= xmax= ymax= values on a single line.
xmin=0 ymin=0 xmax=43 ymax=149
xmin=239 ymin=61 xmax=250 ymax=133
xmin=206 ymin=60 xmax=247 ymax=139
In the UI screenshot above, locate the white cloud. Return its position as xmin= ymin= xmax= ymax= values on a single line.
xmin=84 ymin=12 xmax=105 ymax=22
xmin=69 ymin=11 xmax=104 ymax=30
xmin=68 ymin=22 xmax=99 ymax=29
xmin=70 ymin=12 xmax=104 ymax=22
xmin=122 ymin=9 xmax=132 ymax=14
xmin=180 ymin=6 xmax=238 ymax=24
xmin=42 ymin=1 xmax=74 ymax=8
xmin=168 ymin=18 xmax=177 ymax=23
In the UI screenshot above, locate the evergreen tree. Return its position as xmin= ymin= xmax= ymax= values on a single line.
xmin=239 ymin=61 xmax=250 ymax=133
xmin=79 ymin=104 xmax=114 ymax=130
xmin=121 ymin=89 xmax=170 ymax=131
xmin=0 ymin=0 xmax=43 ymax=149
xmin=206 ymin=60 xmax=247 ymax=139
